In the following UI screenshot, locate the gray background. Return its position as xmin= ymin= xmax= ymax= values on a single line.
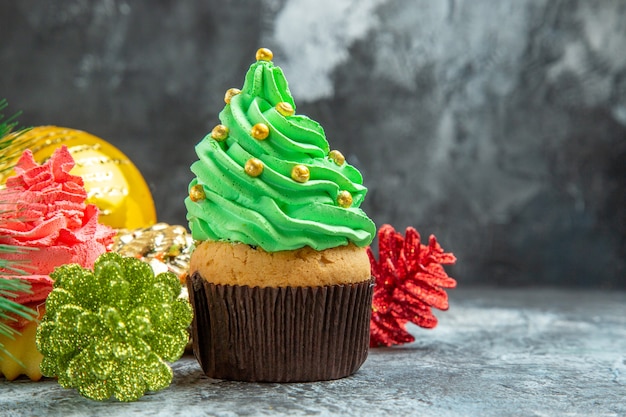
xmin=1 ymin=0 xmax=624 ymax=288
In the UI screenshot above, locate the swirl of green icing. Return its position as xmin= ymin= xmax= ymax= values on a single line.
xmin=185 ymin=51 xmax=376 ymax=252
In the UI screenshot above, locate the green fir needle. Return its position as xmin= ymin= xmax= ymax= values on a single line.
xmin=0 ymin=98 xmax=37 ymax=361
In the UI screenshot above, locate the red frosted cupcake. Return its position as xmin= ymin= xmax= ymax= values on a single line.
xmin=0 ymin=146 xmax=115 ymax=380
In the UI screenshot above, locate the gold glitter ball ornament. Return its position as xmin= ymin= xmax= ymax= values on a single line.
xmin=337 ymin=190 xmax=353 ymax=208
xmin=189 ymin=184 xmax=206 ymax=202
xmin=245 ymin=158 xmax=264 ymax=177
xmin=291 ymin=164 xmax=310 ymax=183
xmin=329 ymin=150 xmax=346 ymax=166
xmin=251 ymin=123 xmax=270 ymax=140
xmin=2 ymin=126 xmax=156 ymax=230
xmin=224 ymin=88 xmax=241 ymax=104
xmin=256 ymin=48 xmax=273 ymax=61
xmin=276 ymin=102 xmax=295 ymax=117
xmin=211 ymin=124 xmax=229 ymax=142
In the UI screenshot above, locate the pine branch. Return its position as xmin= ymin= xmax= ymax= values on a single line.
xmin=0 ymin=275 xmax=37 ymax=351
xmin=0 ymin=277 xmax=36 ymax=365
xmin=0 ymin=278 xmax=34 ymax=321
xmin=0 ymin=244 xmax=34 ymax=274
xmin=0 ymin=98 xmax=20 ymax=138
xmin=0 ymin=98 xmax=33 ymax=183
xmin=0 ymin=98 xmax=38 ymax=361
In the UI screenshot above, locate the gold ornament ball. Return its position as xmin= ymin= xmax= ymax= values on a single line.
xmin=189 ymin=184 xmax=206 ymax=202
xmin=251 ymin=123 xmax=270 ymax=140
xmin=337 ymin=190 xmax=353 ymax=208
xmin=256 ymin=48 xmax=273 ymax=61
xmin=245 ymin=158 xmax=264 ymax=177
xmin=5 ymin=126 xmax=156 ymax=230
xmin=291 ymin=164 xmax=310 ymax=183
xmin=276 ymin=102 xmax=294 ymax=117
xmin=211 ymin=124 xmax=229 ymax=142
xmin=329 ymin=150 xmax=345 ymax=166
xmin=224 ymin=88 xmax=241 ymax=104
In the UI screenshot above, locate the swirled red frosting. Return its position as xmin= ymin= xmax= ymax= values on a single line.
xmin=0 ymin=146 xmax=115 ymax=308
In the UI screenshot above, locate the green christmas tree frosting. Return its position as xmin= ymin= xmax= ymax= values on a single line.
xmin=185 ymin=48 xmax=376 ymax=252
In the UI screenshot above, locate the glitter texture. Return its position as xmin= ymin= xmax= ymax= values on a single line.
xmin=112 ymin=223 xmax=193 ymax=281
xmin=35 ymin=253 xmax=193 ymax=402
xmin=367 ymin=224 xmax=457 ymax=347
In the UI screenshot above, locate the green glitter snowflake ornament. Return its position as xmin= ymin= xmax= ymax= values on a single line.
xmin=35 ymin=253 xmax=193 ymax=402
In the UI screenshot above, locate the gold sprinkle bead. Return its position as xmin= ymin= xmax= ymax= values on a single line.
xmin=276 ymin=102 xmax=294 ymax=117
xmin=291 ymin=165 xmax=310 ymax=183
xmin=256 ymin=48 xmax=273 ymax=61
xmin=337 ymin=190 xmax=353 ymax=208
xmin=211 ymin=124 xmax=229 ymax=142
xmin=245 ymin=158 xmax=264 ymax=177
xmin=251 ymin=123 xmax=270 ymax=140
xmin=329 ymin=150 xmax=345 ymax=166
xmin=224 ymin=88 xmax=241 ymax=104
xmin=189 ymin=184 xmax=206 ymax=202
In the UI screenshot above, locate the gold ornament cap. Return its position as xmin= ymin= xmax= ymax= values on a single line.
xmin=245 ymin=158 xmax=264 ymax=177
xmin=224 ymin=88 xmax=241 ymax=104
xmin=189 ymin=184 xmax=206 ymax=202
xmin=329 ymin=150 xmax=345 ymax=166
xmin=251 ymin=123 xmax=270 ymax=140
xmin=291 ymin=164 xmax=310 ymax=183
xmin=211 ymin=124 xmax=229 ymax=142
xmin=256 ymin=48 xmax=273 ymax=61
xmin=337 ymin=190 xmax=353 ymax=208
xmin=276 ymin=102 xmax=294 ymax=117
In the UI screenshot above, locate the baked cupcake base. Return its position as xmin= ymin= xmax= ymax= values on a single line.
xmin=188 ymin=273 xmax=373 ymax=382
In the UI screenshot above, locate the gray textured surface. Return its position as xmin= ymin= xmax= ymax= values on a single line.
xmin=0 ymin=0 xmax=625 ymax=287
xmin=1 ymin=288 xmax=625 ymax=416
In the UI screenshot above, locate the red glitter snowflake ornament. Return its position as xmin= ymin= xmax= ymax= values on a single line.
xmin=367 ymin=224 xmax=457 ymax=347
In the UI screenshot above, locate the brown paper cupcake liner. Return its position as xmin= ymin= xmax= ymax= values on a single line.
xmin=187 ymin=273 xmax=374 ymax=382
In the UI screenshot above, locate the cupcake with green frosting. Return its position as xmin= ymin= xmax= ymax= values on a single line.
xmin=185 ymin=48 xmax=376 ymax=382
